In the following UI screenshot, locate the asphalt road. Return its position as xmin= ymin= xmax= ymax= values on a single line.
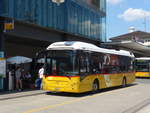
xmin=1 ymin=78 xmax=150 ymax=113
xmin=136 ymin=77 xmax=150 ymax=84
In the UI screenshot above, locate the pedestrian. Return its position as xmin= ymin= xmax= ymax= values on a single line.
xmin=36 ymin=66 xmax=44 ymax=89
xmin=15 ymin=66 xmax=22 ymax=91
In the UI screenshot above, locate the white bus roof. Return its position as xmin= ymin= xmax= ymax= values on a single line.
xmin=136 ymin=57 xmax=150 ymax=60
xmin=47 ymin=41 xmax=134 ymax=57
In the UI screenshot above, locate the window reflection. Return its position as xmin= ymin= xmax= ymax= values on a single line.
xmin=45 ymin=50 xmax=79 ymax=76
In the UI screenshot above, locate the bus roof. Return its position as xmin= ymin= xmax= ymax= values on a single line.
xmin=47 ymin=41 xmax=134 ymax=57
xmin=136 ymin=57 xmax=150 ymax=60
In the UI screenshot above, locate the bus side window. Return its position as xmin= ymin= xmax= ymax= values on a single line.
xmin=90 ymin=52 xmax=102 ymax=74
xmin=79 ymin=52 xmax=90 ymax=75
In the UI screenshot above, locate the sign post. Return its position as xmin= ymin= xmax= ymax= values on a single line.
xmin=0 ymin=58 xmax=6 ymax=78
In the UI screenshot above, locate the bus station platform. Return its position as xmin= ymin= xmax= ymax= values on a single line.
xmin=0 ymin=89 xmax=46 ymax=101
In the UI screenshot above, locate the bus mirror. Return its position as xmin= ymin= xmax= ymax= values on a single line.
xmin=36 ymin=52 xmax=39 ymax=57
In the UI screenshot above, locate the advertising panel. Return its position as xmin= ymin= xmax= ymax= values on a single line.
xmin=0 ymin=58 xmax=6 ymax=78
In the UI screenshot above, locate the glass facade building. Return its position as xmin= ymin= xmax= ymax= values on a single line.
xmin=0 ymin=0 xmax=106 ymax=42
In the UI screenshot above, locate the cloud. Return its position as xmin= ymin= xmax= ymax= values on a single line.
xmin=107 ymin=0 xmax=123 ymax=5
xmin=118 ymin=8 xmax=150 ymax=21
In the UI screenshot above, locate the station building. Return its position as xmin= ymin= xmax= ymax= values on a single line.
xmin=103 ymin=31 xmax=150 ymax=57
xmin=0 ymin=0 xmax=106 ymax=90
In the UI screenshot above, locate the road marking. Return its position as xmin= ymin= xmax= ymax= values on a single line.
xmin=23 ymin=84 xmax=138 ymax=113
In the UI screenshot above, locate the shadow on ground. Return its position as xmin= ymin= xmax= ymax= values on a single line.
xmin=136 ymin=77 xmax=150 ymax=79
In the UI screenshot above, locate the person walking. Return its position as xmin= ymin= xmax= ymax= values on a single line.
xmin=36 ymin=66 xmax=44 ymax=89
xmin=15 ymin=66 xmax=22 ymax=91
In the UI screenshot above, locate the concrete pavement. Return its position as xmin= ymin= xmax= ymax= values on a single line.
xmin=0 ymin=79 xmax=150 ymax=113
xmin=136 ymin=104 xmax=150 ymax=113
xmin=123 ymin=98 xmax=150 ymax=113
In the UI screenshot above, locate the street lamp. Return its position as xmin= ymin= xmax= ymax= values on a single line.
xmin=143 ymin=13 xmax=150 ymax=32
xmin=52 ymin=0 xmax=65 ymax=5
xmin=143 ymin=13 xmax=147 ymax=32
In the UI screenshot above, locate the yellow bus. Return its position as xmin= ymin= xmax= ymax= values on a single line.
xmin=135 ymin=57 xmax=150 ymax=78
xmin=37 ymin=41 xmax=135 ymax=93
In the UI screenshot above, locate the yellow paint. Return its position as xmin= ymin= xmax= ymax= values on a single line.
xmin=135 ymin=72 xmax=150 ymax=77
xmin=42 ymin=76 xmax=80 ymax=93
xmin=42 ymin=72 xmax=135 ymax=93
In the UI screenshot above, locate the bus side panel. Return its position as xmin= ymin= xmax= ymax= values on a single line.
xmin=110 ymin=73 xmax=122 ymax=87
xmin=98 ymin=74 xmax=107 ymax=89
xmin=79 ymin=76 xmax=91 ymax=93
xmin=79 ymin=74 xmax=114 ymax=93
xmin=101 ymin=74 xmax=114 ymax=88
xmin=116 ymin=73 xmax=125 ymax=86
xmin=79 ymin=74 xmax=120 ymax=92
xmin=125 ymin=72 xmax=135 ymax=84
xmin=101 ymin=72 xmax=135 ymax=88
xmin=100 ymin=73 xmax=123 ymax=88
xmin=79 ymin=74 xmax=99 ymax=93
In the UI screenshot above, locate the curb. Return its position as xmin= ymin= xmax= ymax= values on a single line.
xmin=0 ymin=90 xmax=46 ymax=101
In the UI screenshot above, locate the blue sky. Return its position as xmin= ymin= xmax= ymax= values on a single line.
xmin=107 ymin=0 xmax=150 ymax=41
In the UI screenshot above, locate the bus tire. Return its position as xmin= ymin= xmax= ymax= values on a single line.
xmin=92 ymin=79 xmax=99 ymax=93
xmin=122 ymin=77 xmax=127 ymax=88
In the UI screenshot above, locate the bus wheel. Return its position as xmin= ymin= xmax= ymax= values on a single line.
xmin=92 ymin=80 xmax=99 ymax=93
xmin=122 ymin=78 xmax=127 ymax=88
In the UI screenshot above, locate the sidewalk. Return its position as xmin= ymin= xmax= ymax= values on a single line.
xmin=0 ymin=89 xmax=46 ymax=101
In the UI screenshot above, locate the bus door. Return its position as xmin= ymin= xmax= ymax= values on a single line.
xmin=79 ymin=51 xmax=91 ymax=91
xmin=146 ymin=62 xmax=150 ymax=76
xmin=148 ymin=62 xmax=150 ymax=74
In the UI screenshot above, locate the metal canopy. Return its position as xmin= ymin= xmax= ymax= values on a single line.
xmin=103 ymin=41 xmax=150 ymax=57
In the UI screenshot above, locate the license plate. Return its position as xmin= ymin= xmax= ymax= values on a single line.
xmin=47 ymin=77 xmax=53 ymax=80
xmin=55 ymin=88 xmax=60 ymax=91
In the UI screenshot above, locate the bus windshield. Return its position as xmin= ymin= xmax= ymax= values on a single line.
xmin=44 ymin=50 xmax=79 ymax=76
